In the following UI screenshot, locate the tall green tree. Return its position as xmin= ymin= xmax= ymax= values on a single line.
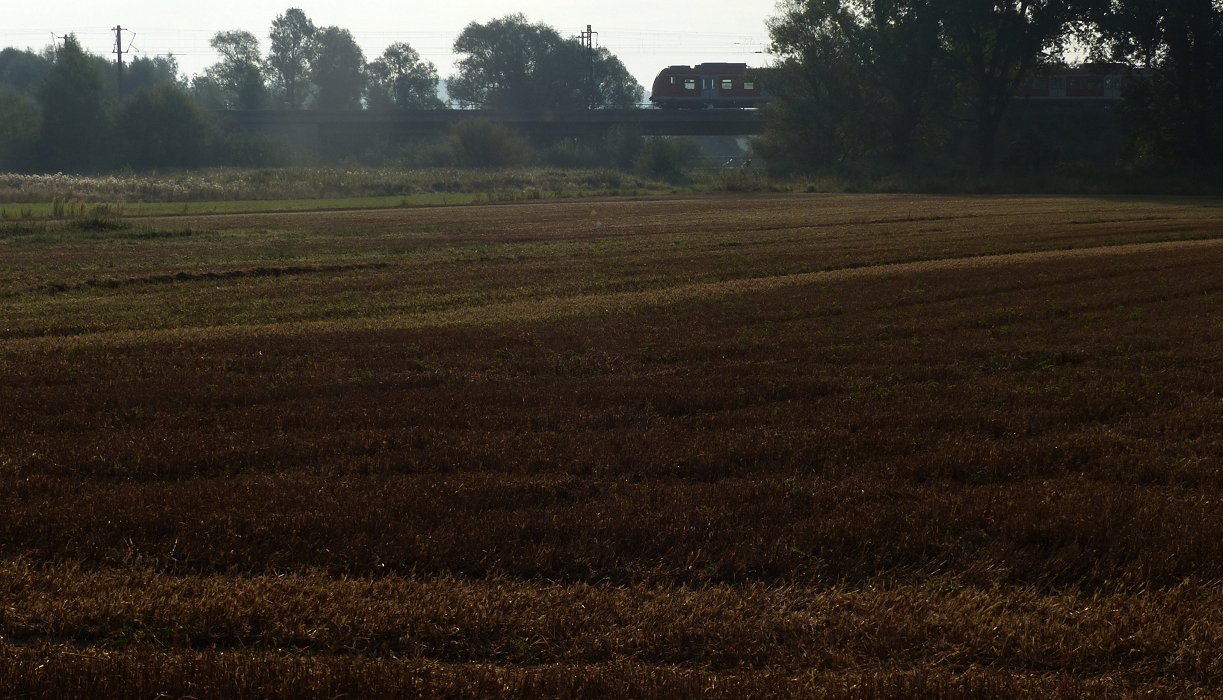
xmin=943 ymin=0 xmax=1082 ymax=171
xmin=267 ymin=8 xmax=317 ymax=109
xmin=0 ymin=47 xmax=52 ymax=96
xmin=0 ymin=50 xmax=49 ymax=169
xmin=0 ymin=87 xmax=40 ymax=170
xmin=309 ymin=26 xmax=366 ymax=109
xmin=764 ymin=0 xmax=948 ymax=167
xmin=367 ymin=42 xmax=443 ymax=109
xmin=588 ymin=48 xmax=643 ymax=108
xmin=37 ymin=35 xmax=112 ymax=171
xmin=124 ymin=55 xmax=181 ymax=95
xmin=1093 ymin=0 xmax=1223 ymax=168
xmin=760 ymin=3 xmax=869 ymax=168
xmin=866 ymin=0 xmax=948 ymax=161
xmin=195 ymin=30 xmax=268 ymax=109
xmin=547 ymin=42 xmax=642 ymax=109
xmin=449 ymin=14 xmax=642 ymax=111
xmin=115 ymin=83 xmax=213 ymax=169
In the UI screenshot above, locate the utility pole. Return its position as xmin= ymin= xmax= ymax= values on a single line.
xmin=50 ymin=33 xmax=68 ymax=56
xmin=112 ymin=25 xmax=127 ymax=92
xmin=578 ymin=24 xmax=598 ymax=109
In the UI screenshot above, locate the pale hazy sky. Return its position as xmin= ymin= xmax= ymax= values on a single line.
xmin=3 ymin=1 xmax=778 ymax=92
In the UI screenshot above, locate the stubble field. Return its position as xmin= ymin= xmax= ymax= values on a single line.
xmin=1 ymin=193 xmax=1221 ymax=697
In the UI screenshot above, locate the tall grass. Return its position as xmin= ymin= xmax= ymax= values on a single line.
xmin=0 ymin=168 xmax=665 ymax=205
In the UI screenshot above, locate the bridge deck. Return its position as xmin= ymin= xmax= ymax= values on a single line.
xmin=216 ymin=109 xmax=764 ymax=137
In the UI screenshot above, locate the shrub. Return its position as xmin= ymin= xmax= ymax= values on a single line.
xmin=115 ymin=85 xmax=215 ymax=170
xmin=540 ymin=140 xmax=597 ymax=168
xmin=215 ymin=131 xmax=294 ymax=168
xmin=601 ymin=124 xmax=644 ymax=170
xmin=702 ymin=167 xmax=769 ymax=192
xmin=0 ymin=88 xmax=41 ymax=171
xmin=634 ymin=137 xmax=701 ymax=182
xmin=447 ymin=119 xmax=532 ymax=168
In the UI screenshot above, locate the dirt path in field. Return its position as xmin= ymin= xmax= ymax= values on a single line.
xmin=6 ymin=236 xmax=1222 ymax=352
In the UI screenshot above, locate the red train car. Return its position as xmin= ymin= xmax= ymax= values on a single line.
xmin=1016 ymin=63 xmax=1140 ymax=100
xmin=650 ymin=63 xmax=768 ymax=108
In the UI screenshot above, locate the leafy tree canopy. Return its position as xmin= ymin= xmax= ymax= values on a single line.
xmin=115 ymin=83 xmax=213 ymax=169
xmin=449 ymin=14 xmax=642 ymax=111
xmin=763 ymin=0 xmax=1088 ymax=172
xmin=0 ymin=47 xmax=52 ymax=96
xmin=268 ymin=7 xmax=318 ymax=109
xmin=38 ymin=35 xmax=112 ymax=171
xmin=942 ymin=0 xmax=1084 ymax=170
xmin=367 ymin=42 xmax=443 ymax=109
xmin=196 ymin=30 xmax=268 ymax=109
xmin=1091 ymin=0 xmax=1223 ymax=167
xmin=310 ymin=26 xmax=366 ymax=109
xmin=0 ymin=87 xmax=40 ymax=169
xmin=764 ymin=0 xmax=952 ymax=168
xmin=125 ymin=55 xmax=181 ymax=94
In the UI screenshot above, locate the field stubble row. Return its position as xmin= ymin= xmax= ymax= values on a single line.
xmin=1 ymin=560 xmax=1218 ymax=678
xmin=1 ymin=193 xmax=1221 ymax=695
xmin=3 ymin=194 xmax=1222 ymax=340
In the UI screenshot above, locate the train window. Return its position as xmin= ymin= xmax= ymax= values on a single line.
xmin=743 ymin=81 xmax=755 ymax=91
xmin=670 ymin=77 xmax=676 ymax=85
xmin=684 ymin=79 xmax=696 ymax=91
xmin=721 ymin=79 xmax=733 ymax=90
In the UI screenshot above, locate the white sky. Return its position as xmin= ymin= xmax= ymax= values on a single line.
xmin=3 ymin=1 xmax=778 ymax=94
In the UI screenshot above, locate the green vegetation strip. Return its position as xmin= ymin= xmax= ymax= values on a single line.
xmin=0 ymin=193 xmax=499 ymax=220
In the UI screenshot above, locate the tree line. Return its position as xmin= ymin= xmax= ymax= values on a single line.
xmin=0 ymin=10 xmax=644 ymax=173
xmin=758 ymin=0 xmax=1223 ymax=175
xmin=0 ymin=37 xmax=224 ymax=173
xmin=5 ymin=3 xmax=1219 ymax=180
xmin=195 ymin=8 xmax=445 ymax=111
xmin=197 ymin=9 xmax=641 ymax=111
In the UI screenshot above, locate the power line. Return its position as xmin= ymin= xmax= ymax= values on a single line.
xmin=578 ymin=24 xmax=598 ymax=109
xmin=4 ymin=24 xmax=772 ymax=87
xmin=112 ymin=25 xmax=127 ymax=89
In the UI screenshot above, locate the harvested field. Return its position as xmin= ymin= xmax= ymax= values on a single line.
xmin=1 ymin=193 xmax=1221 ymax=697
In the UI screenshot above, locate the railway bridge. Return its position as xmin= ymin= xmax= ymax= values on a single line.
xmin=215 ymin=108 xmax=765 ymax=157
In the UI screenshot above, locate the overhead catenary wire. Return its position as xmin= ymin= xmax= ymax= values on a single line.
xmin=1 ymin=24 xmax=771 ymax=85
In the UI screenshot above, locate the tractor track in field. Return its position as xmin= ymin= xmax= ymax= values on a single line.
xmin=23 ymin=262 xmax=395 ymax=297
xmin=127 ymin=192 xmax=1197 ymax=236
xmin=4 ymin=235 xmax=1222 ymax=352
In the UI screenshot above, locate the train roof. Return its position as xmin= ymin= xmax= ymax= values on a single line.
xmin=1033 ymin=62 xmax=1154 ymax=77
xmin=659 ymin=62 xmax=752 ymax=73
